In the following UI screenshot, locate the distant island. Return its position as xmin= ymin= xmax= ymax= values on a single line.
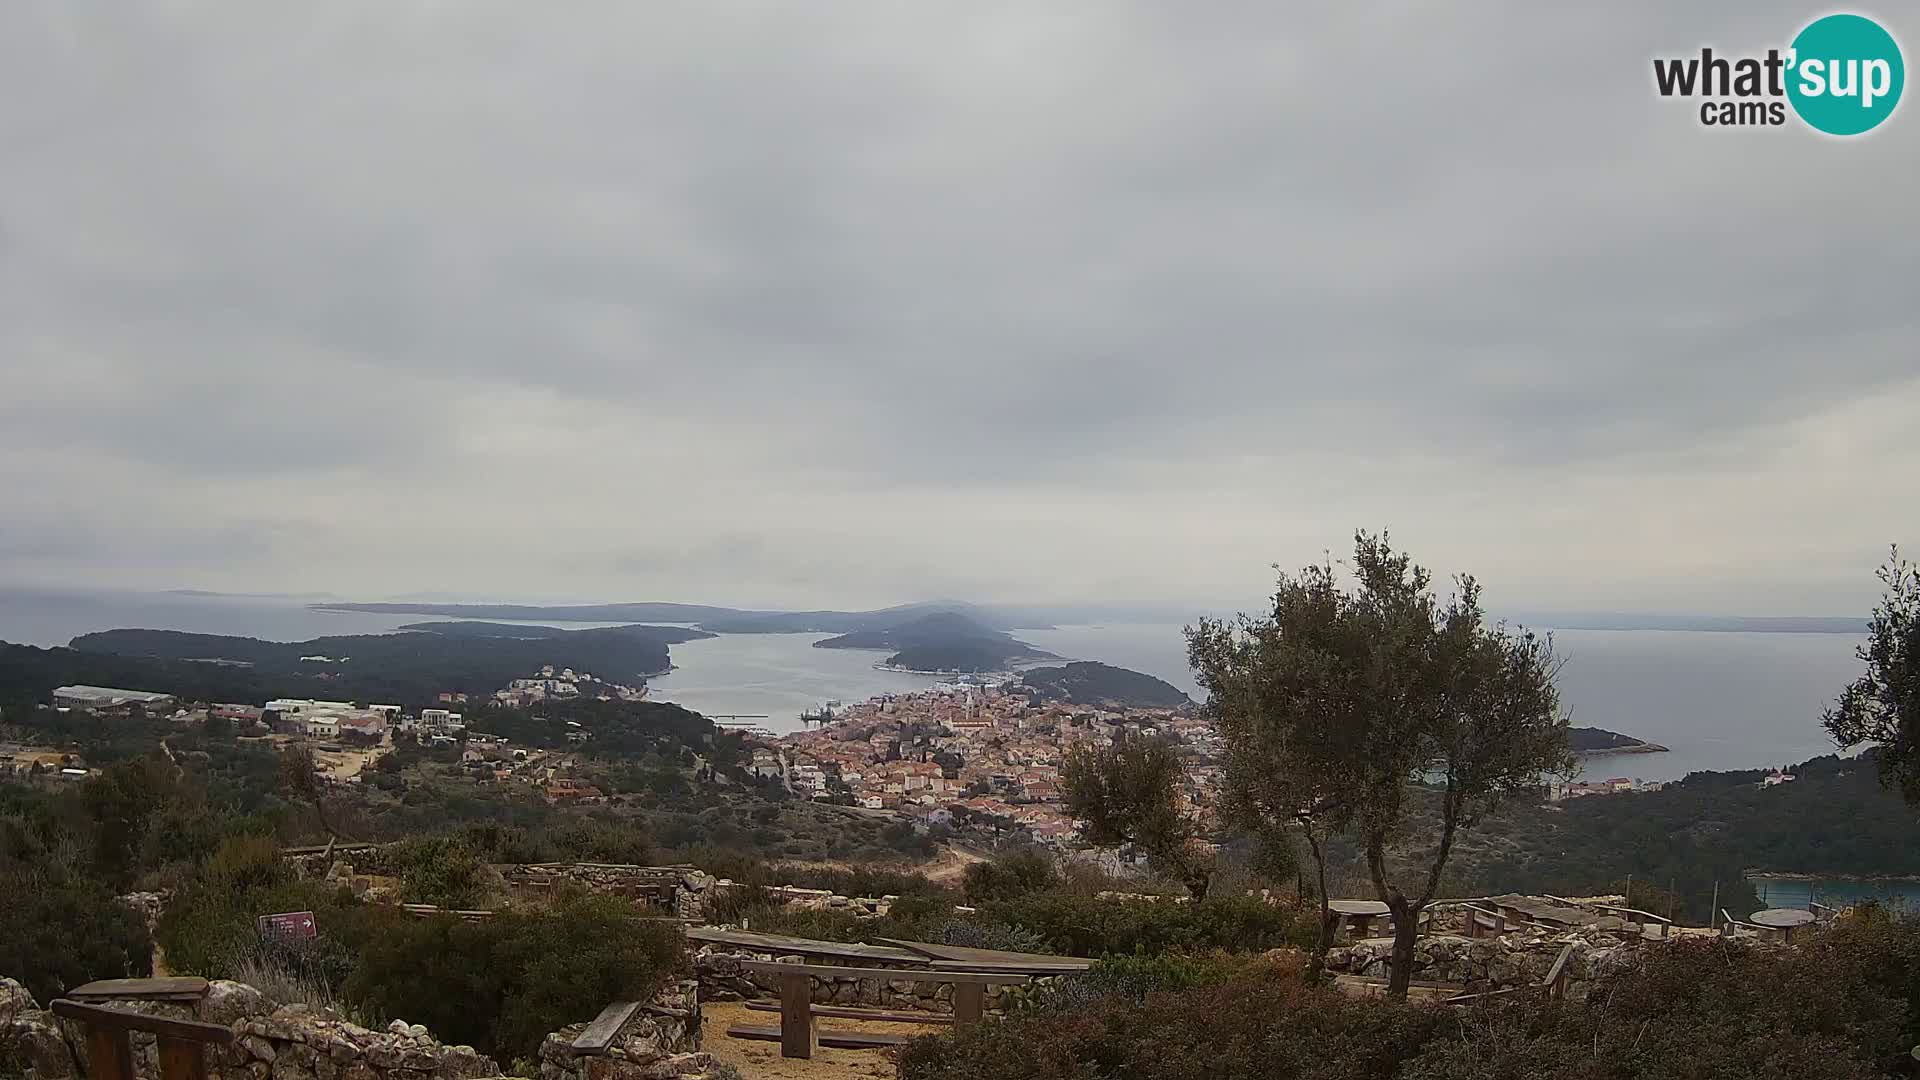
xmin=1568 ymin=726 xmax=1669 ymax=755
xmin=10 ymin=622 xmax=711 ymax=706
xmin=312 ymin=599 xmax=1048 ymax=634
xmin=814 ymin=611 xmax=1058 ymax=674
xmin=1018 ymin=661 xmax=1192 ymax=709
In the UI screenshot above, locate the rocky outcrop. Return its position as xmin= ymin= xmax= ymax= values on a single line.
xmin=2 ymin=979 xmax=82 ymax=1080
xmin=1325 ymin=926 xmax=1635 ymax=1000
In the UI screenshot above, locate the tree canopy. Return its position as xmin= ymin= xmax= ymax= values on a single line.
xmin=1824 ymin=546 xmax=1920 ymax=804
xmin=1192 ymin=531 xmax=1571 ymax=998
xmin=1062 ymin=734 xmax=1213 ymax=899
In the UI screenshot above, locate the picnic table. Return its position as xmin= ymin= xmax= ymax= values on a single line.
xmin=1749 ymin=908 xmax=1816 ymax=942
xmin=1328 ymin=900 xmax=1391 ymax=938
xmin=728 ymin=960 xmax=1031 ymax=1059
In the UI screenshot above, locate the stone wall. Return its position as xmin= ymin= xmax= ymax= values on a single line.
xmin=499 ymin=865 xmax=717 ymax=921
xmin=2 ymin=976 xmax=738 ymax=1080
xmin=0 ymin=978 xmax=498 ymax=1080
xmin=1325 ymin=925 xmax=1635 ymax=1000
xmin=692 ymin=948 xmax=1036 ymax=1014
xmin=712 ymin=882 xmax=899 ymax=917
xmin=535 ymin=981 xmax=712 ymax=1080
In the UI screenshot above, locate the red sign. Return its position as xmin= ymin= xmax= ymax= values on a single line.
xmin=257 ymin=911 xmax=317 ymax=941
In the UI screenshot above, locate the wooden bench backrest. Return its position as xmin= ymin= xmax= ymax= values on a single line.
xmin=51 ymin=999 xmax=233 ymax=1080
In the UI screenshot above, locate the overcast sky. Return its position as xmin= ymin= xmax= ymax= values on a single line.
xmin=1 ymin=2 xmax=1914 ymax=616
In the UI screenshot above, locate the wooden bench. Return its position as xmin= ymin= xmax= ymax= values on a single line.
xmin=569 ymin=1001 xmax=644 ymax=1055
xmin=1459 ymin=903 xmax=1517 ymax=938
xmin=50 ymin=999 xmax=234 ymax=1080
xmin=744 ymin=1001 xmax=952 ymax=1025
xmin=729 ymin=961 xmax=1030 ymax=1059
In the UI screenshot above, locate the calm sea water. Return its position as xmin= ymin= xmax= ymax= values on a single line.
xmin=1024 ymin=623 xmax=1865 ymax=784
xmin=0 ymin=590 xmax=1867 ymax=781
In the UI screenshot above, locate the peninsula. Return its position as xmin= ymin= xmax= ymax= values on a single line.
xmin=1568 ymin=726 xmax=1669 ymax=755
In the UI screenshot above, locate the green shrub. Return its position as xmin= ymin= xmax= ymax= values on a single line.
xmin=1024 ymin=951 xmax=1249 ymax=1013
xmin=343 ymin=894 xmax=683 ymax=1061
xmin=390 ymin=835 xmax=488 ymax=908
xmin=931 ymin=919 xmax=1047 ymax=955
xmin=1405 ymin=937 xmax=1908 ymax=1080
xmin=904 ymin=930 xmax=1920 ymax=1080
xmin=900 ymin=965 xmax=1444 ymax=1080
xmin=154 ymin=836 xmax=384 ymax=982
xmin=962 ymin=849 xmax=1061 ymax=904
xmin=0 ymin=869 xmax=153 ymax=1003
xmin=976 ymin=893 xmax=1305 ymax=956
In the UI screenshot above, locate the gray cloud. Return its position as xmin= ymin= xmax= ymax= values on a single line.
xmin=2 ymin=0 xmax=1915 ymax=613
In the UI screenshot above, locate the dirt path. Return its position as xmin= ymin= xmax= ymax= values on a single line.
xmin=701 ymin=1001 xmax=917 ymax=1080
xmin=922 ymin=843 xmax=987 ymax=885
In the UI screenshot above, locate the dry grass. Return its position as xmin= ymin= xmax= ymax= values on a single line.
xmin=701 ymin=1000 xmax=927 ymax=1080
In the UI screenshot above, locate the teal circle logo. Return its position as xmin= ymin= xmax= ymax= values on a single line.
xmin=1787 ymin=14 xmax=1904 ymax=135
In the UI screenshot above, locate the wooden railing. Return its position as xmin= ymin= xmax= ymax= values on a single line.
xmin=1589 ymin=904 xmax=1674 ymax=939
xmin=730 ymin=961 xmax=1031 ymax=1060
xmin=50 ymin=999 xmax=234 ymax=1080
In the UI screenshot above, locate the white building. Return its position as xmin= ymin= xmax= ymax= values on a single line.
xmin=264 ymin=698 xmax=355 ymax=718
xmin=52 ymin=685 xmax=176 ymax=711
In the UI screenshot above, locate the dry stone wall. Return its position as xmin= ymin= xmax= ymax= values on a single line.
xmin=1325 ymin=925 xmax=1637 ymax=1000
xmin=692 ymin=948 xmax=1035 ymax=1014
xmin=0 ymin=977 xmax=498 ymax=1080
xmin=499 ymin=865 xmax=716 ymax=921
xmin=534 ymin=981 xmax=711 ymax=1080
xmin=1 ymin=977 xmax=731 ymax=1080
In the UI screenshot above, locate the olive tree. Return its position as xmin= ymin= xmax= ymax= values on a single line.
xmin=1061 ymin=734 xmax=1214 ymax=899
xmin=1195 ymin=532 xmax=1570 ymax=999
xmin=1189 ymin=613 xmax=1354 ymax=981
xmin=1824 ymin=546 xmax=1920 ymax=803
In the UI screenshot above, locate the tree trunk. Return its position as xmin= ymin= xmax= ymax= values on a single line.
xmin=1386 ymin=897 xmax=1420 ymax=1001
xmin=1184 ymin=868 xmax=1211 ymax=902
xmin=1303 ymin=829 xmax=1334 ymax=983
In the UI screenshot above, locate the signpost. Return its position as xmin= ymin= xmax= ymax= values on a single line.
xmin=256 ymin=911 xmax=317 ymax=942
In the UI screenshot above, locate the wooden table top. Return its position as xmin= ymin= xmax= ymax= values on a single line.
xmin=1328 ymin=899 xmax=1391 ymax=916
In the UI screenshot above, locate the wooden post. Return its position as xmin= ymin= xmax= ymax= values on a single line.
xmin=1710 ymin=882 xmax=1719 ymax=933
xmin=779 ymin=971 xmax=816 ymax=1060
xmin=156 ymin=1036 xmax=208 ymax=1080
xmin=952 ymin=982 xmax=986 ymax=1028
xmin=85 ymin=1026 xmax=135 ymax=1080
xmin=1666 ymin=879 xmax=1676 ymax=939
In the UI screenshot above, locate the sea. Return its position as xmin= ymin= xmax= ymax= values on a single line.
xmin=0 ymin=589 xmax=1866 ymax=780
xmin=1 ymin=586 xmax=1894 ymax=901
